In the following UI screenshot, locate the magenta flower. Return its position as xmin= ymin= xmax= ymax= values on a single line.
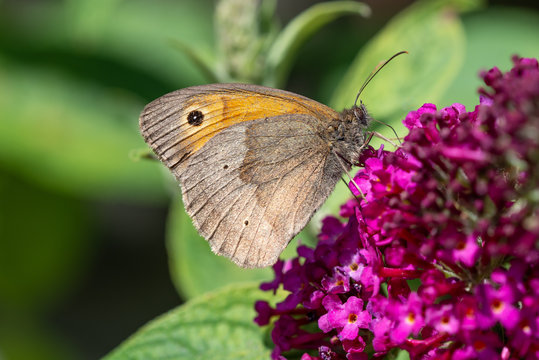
xmin=453 ymin=332 xmax=501 ymax=360
xmin=321 ymin=270 xmax=351 ymax=294
xmin=388 ymin=293 xmax=425 ymax=344
xmin=371 ymin=317 xmax=395 ymax=353
xmin=338 ymin=250 xmax=367 ymax=282
xmin=476 ymin=283 xmax=520 ymax=330
xmin=318 ymin=294 xmax=343 ymax=332
xmin=327 ymin=296 xmax=370 ymax=340
xmin=456 ymin=295 xmax=482 ymax=331
xmin=425 ymin=304 xmax=459 ymax=335
xmin=255 ymin=56 xmax=539 ymax=360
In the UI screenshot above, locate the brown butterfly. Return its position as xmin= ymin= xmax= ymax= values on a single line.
xmin=139 ymin=53 xmax=405 ymax=268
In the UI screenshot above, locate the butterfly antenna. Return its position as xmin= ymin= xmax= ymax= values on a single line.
xmin=341 ymin=177 xmax=363 ymax=206
xmin=372 ymin=122 xmax=402 ymax=146
xmin=354 ymin=51 xmax=408 ymax=147
xmin=353 ymin=50 xmax=408 ymax=108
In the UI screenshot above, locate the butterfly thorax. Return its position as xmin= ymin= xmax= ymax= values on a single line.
xmin=326 ymin=104 xmax=371 ymax=167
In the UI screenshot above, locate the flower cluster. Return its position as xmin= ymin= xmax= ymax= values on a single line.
xmin=255 ymin=56 xmax=539 ymax=360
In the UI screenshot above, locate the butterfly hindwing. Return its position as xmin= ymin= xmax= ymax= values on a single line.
xmin=179 ymin=114 xmax=343 ymax=268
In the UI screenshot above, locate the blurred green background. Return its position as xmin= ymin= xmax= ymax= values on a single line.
xmin=0 ymin=0 xmax=538 ymax=359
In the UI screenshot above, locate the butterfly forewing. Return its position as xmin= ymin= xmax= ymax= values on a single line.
xmin=139 ymin=83 xmax=338 ymax=173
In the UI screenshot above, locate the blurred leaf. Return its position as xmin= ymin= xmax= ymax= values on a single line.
xmin=64 ymin=0 xmax=124 ymax=44
xmin=0 ymin=315 xmax=78 ymax=360
xmin=103 ymin=0 xmax=215 ymax=88
xmin=167 ymin=196 xmax=272 ymax=299
xmin=265 ymin=1 xmax=371 ymax=88
xmin=0 ymin=0 xmax=215 ymax=94
xmin=0 ymin=172 xmax=92 ymax=312
xmin=104 ymin=283 xmax=279 ymax=360
xmin=310 ymin=177 xmax=352 ymax=234
xmin=66 ymin=0 xmax=215 ymax=89
xmin=169 ymin=39 xmax=219 ymax=83
xmin=0 ymin=0 xmax=220 ymax=202
xmin=330 ymin=0 xmax=477 ymax=133
xmin=441 ymin=6 xmax=539 ymax=109
xmin=0 ymin=57 xmax=168 ymax=201
xmin=395 ymin=349 xmax=411 ymax=360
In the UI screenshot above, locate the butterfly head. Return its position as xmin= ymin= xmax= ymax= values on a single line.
xmin=331 ymin=51 xmax=408 ymax=165
xmin=328 ymin=104 xmax=371 ymax=167
xmin=352 ymin=101 xmax=369 ymax=127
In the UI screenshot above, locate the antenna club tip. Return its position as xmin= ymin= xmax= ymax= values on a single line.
xmin=392 ymin=50 xmax=409 ymax=58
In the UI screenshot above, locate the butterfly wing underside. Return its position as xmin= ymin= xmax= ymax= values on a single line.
xmin=139 ymin=84 xmax=343 ymax=268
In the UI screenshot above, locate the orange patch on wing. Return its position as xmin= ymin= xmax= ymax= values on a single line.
xmin=178 ymin=92 xmax=337 ymax=154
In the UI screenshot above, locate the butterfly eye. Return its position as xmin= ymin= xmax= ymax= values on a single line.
xmin=353 ymin=107 xmax=363 ymax=119
xmin=187 ymin=110 xmax=204 ymax=126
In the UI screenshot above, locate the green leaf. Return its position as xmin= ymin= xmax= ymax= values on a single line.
xmin=0 ymin=316 xmax=78 ymax=360
xmin=104 ymin=283 xmax=280 ymax=360
xmin=169 ymin=39 xmax=219 ymax=83
xmin=441 ymin=6 xmax=539 ymax=109
xmin=64 ymin=0 xmax=215 ymax=88
xmin=0 ymin=0 xmax=217 ymax=201
xmin=167 ymin=196 xmax=272 ymax=299
xmin=395 ymin=349 xmax=411 ymax=360
xmin=63 ymin=0 xmax=125 ymax=43
xmin=265 ymin=1 xmax=371 ymax=87
xmin=330 ymin=0 xmax=475 ymax=135
xmin=311 ymin=174 xmax=353 ymax=231
xmin=0 ymin=57 xmax=167 ymax=201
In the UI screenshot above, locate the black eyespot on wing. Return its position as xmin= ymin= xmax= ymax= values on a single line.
xmin=244 ymin=220 xmax=249 ymax=226
xmin=223 ymin=164 xmax=229 ymax=170
xmin=187 ymin=110 xmax=204 ymax=126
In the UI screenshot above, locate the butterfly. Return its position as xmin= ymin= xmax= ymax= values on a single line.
xmin=139 ymin=52 xmax=405 ymax=268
